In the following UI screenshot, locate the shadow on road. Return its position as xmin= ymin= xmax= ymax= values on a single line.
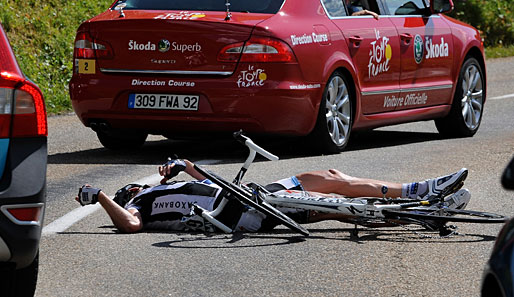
xmin=147 ymin=225 xmax=496 ymax=249
xmin=48 ymin=130 xmax=441 ymax=165
xmin=56 ymin=223 xmax=496 ymax=246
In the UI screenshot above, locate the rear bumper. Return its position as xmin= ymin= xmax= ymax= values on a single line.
xmin=69 ymin=63 xmax=324 ymax=136
xmin=0 ymin=137 xmax=47 ymax=269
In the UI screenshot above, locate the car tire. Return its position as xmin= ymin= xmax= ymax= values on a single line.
xmin=435 ymin=57 xmax=485 ymax=137
xmin=310 ymin=71 xmax=353 ymax=153
xmin=14 ymin=252 xmax=39 ymax=297
xmin=97 ymin=130 xmax=148 ymax=150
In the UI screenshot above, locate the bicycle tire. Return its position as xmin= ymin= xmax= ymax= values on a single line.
xmin=195 ymin=165 xmax=310 ymax=236
xmin=382 ymin=208 xmax=508 ymax=224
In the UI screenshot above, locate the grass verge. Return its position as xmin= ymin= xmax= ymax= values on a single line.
xmin=0 ymin=0 xmax=113 ymax=114
xmin=485 ymin=45 xmax=514 ymax=59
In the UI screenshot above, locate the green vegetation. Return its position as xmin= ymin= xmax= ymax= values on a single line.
xmin=451 ymin=0 xmax=514 ymax=48
xmin=0 ymin=0 xmax=113 ymax=114
xmin=485 ymin=45 xmax=514 ymax=59
xmin=0 ymin=0 xmax=512 ymax=114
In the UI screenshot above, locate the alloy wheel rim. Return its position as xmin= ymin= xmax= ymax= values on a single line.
xmin=460 ymin=64 xmax=483 ymax=130
xmin=325 ymin=76 xmax=351 ymax=146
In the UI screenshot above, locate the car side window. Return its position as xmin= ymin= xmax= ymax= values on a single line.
xmin=382 ymin=0 xmax=427 ymax=15
xmin=346 ymin=0 xmax=381 ymax=16
xmin=322 ymin=0 xmax=348 ymax=17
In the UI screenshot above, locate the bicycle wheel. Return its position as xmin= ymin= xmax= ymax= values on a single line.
xmin=194 ymin=165 xmax=310 ymax=236
xmin=383 ymin=208 xmax=508 ymax=224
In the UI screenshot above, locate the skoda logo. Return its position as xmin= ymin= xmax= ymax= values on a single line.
xmin=158 ymin=39 xmax=170 ymax=53
xmin=414 ymin=34 xmax=424 ymax=64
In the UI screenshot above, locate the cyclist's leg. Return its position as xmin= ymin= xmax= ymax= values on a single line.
xmin=295 ymin=169 xmax=403 ymax=198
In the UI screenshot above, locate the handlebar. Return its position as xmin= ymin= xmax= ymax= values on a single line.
xmin=232 ymin=131 xmax=279 ymax=185
xmin=188 ymin=131 xmax=283 ymax=234
xmin=233 ymin=131 xmax=279 ymax=161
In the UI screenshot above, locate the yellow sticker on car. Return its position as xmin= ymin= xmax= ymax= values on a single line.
xmin=78 ymin=59 xmax=96 ymax=74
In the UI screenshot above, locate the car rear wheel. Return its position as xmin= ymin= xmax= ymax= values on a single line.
xmin=14 ymin=251 xmax=39 ymax=297
xmin=0 ymin=252 xmax=39 ymax=297
xmin=311 ymin=71 xmax=353 ymax=153
xmin=97 ymin=130 xmax=148 ymax=150
xmin=435 ymin=57 xmax=485 ymax=137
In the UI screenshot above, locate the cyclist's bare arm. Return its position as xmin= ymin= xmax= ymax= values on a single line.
xmin=75 ymin=191 xmax=143 ymax=233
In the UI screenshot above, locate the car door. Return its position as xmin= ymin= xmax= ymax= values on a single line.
xmin=323 ymin=0 xmax=401 ymax=114
xmin=381 ymin=0 xmax=454 ymax=110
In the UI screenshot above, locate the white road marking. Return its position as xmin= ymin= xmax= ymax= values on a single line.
xmin=195 ymin=159 xmax=220 ymax=165
xmin=489 ymin=93 xmax=514 ymax=100
xmin=42 ymin=174 xmax=162 ymax=235
xmin=42 ymin=204 xmax=102 ymax=235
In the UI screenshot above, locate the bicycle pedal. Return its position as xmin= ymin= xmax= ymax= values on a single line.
xmin=439 ymin=228 xmax=453 ymax=237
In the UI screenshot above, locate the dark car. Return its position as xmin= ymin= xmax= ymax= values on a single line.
xmin=481 ymin=157 xmax=514 ymax=297
xmin=0 ymin=23 xmax=48 ymax=296
xmin=70 ymin=0 xmax=485 ymax=153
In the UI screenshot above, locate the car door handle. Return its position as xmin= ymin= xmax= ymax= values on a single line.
xmin=349 ymin=36 xmax=363 ymax=47
xmin=400 ymin=33 xmax=413 ymax=44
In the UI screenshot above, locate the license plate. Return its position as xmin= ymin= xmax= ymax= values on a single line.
xmin=128 ymin=94 xmax=199 ymax=110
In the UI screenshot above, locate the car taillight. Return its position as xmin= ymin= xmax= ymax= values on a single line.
xmin=0 ymin=84 xmax=13 ymax=138
xmin=1 ymin=203 xmax=44 ymax=226
xmin=73 ymin=31 xmax=113 ymax=59
xmin=218 ymin=37 xmax=296 ymax=63
xmin=0 ymin=72 xmax=47 ymax=138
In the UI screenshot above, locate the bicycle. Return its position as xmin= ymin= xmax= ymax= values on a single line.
xmin=190 ymin=132 xmax=508 ymax=237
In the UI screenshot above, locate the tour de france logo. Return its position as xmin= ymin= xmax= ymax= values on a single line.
xmin=368 ymin=29 xmax=392 ymax=78
xmin=414 ymin=34 xmax=424 ymax=64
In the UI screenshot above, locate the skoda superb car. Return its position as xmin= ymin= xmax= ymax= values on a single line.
xmin=70 ymin=0 xmax=486 ymax=152
xmin=0 ymin=23 xmax=48 ymax=296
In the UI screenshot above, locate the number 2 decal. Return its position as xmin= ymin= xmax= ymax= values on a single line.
xmin=78 ymin=59 xmax=96 ymax=74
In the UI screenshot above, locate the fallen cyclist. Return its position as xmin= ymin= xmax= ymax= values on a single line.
xmin=75 ymin=159 xmax=470 ymax=233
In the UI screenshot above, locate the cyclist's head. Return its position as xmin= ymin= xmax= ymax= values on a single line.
xmin=113 ymin=183 xmax=145 ymax=207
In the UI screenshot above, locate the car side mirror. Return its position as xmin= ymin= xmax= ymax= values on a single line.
xmin=430 ymin=0 xmax=454 ymax=14
xmin=502 ymin=156 xmax=514 ymax=190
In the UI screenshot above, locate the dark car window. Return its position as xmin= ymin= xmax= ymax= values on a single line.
xmin=383 ymin=0 xmax=427 ymax=15
xmin=119 ymin=0 xmax=285 ymax=13
xmin=322 ymin=0 xmax=348 ymax=17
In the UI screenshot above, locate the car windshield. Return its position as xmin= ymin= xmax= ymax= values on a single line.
xmin=119 ymin=0 xmax=285 ymax=13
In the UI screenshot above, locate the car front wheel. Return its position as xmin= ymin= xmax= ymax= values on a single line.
xmin=311 ymin=71 xmax=353 ymax=153
xmin=435 ymin=57 xmax=485 ymax=137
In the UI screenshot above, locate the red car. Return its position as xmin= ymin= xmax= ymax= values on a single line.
xmin=70 ymin=0 xmax=485 ymax=152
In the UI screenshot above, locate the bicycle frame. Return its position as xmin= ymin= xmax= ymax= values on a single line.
xmin=190 ymin=131 xmax=293 ymax=234
xmin=265 ymin=191 xmax=430 ymax=220
xmin=187 ymin=132 xmax=506 ymax=236
xmin=189 ymin=132 xmax=433 ymax=234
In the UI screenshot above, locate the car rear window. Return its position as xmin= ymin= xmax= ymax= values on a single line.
xmin=120 ymin=0 xmax=285 ymax=13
